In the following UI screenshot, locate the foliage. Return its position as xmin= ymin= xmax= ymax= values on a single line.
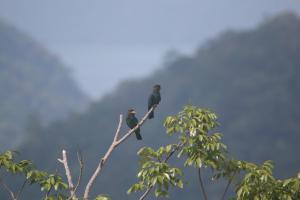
xmin=234 ymin=161 xmax=300 ymax=200
xmin=0 ymin=150 xmax=116 ymax=200
xmin=0 ymin=150 xmax=32 ymax=174
xmin=164 ymin=105 xmax=227 ymax=170
xmin=129 ymin=105 xmax=300 ymax=199
xmin=95 ymin=194 xmax=112 ymax=200
xmin=2 ymin=101 xmax=300 ymax=200
xmin=127 ymin=146 xmax=183 ymax=197
xmin=0 ymin=150 xmax=68 ymax=200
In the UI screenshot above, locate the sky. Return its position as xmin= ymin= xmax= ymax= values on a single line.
xmin=0 ymin=0 xmax=299 ymax=99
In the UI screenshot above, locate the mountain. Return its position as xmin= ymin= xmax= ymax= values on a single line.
xmin=0 ymin=19 xmax=89 ymax=149
xmin=19 ymin=12 xmax=300 ymax=199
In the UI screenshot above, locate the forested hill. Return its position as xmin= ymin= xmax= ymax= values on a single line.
xmin=20 ymin=12 xmax=300 ymax=200
xmin=0 ymin=19 xmax=89 ymax=149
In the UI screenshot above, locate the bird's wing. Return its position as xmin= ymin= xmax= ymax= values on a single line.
xmin=157 ymin=93 xmax=161 ymax=103
xmin=132 ymin=116 xmax=139 ymax=126
xmin=126 ymin=117 xmax=131 ymax=127
xmin=148 ymin=94 xmax=155 ymax=109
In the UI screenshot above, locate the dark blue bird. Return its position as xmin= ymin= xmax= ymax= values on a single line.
xmin=126 ymin=108 xmax=142 ymax=140
xmin=148 ymin=84 xmax=161 ymax=119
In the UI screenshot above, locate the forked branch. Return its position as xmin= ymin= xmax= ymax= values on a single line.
xmin=83 ymin=106 xmax=156 ymax=199
xmin=58 ymin=150 xmax=77 ymax=199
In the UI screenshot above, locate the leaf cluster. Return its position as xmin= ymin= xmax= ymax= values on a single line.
xmin=0 ymin=150 xmax=68 ymax=200
xmin=234 ymin=160 xmax=300 ymax=200
xmin=129 ymin=105 xmax=300 ymax=199
xmin=94 ymin=194 xmax=112 ymax=200
xmin=127 ymin=146 xmax=183 ymax=197
xmin=164 ymin=105 xmax=227 ymax=170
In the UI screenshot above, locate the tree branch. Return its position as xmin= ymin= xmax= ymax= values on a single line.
xmin=116 ymin=106 xmax=155 ymax=146
xmin=45 ymin=187 xmax=52 ymax=199
xmin=113 ymin=114 xmax=123 ymax=143
xmin=220 ymin=172 xmax=236 ymax=200
xmin=64 ymin=150 xmax=84 ymax=200
xmin=198 ymin=168 xmax=208 ymax=200
xmin=220 ymin=180 xmax=231 ymax=200
xmin=83 ymin=106 xmax=155 ymax=199
xmin=15 ymin=179 xmax=27 ymax=200
xmin=164 ymin=143 xmax=184 ymax=163
xmin=138 ymin=187 xmax=152 ymax=200
xmin=74 ymin=150 xmax=84 ymax=195
xmin=0 ymin=177 xmax=16 ymax=200
xmin=58 ymin=150 xmax=77 ymax=199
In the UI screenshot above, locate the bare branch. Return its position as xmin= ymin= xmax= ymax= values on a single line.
xmin=66 ymin=149 xmax=84 ymax=200
xmin=138 ymin=187 xmax=152 ymax=200
xmin=0 ymin=177 xmax=16 ymax=200
xmin=15 ymin=179 xmax=27 ymax=200
xmin=220 ymin=180 xmax=231 ymax=200
xmin=113 ymin=114 xmax=123 ymax=142
xmin=198 ymin=168 xmax=208 ymax=200
xmin=83 ymin=114 xmax=123 ymax=199
xmin=58 ymin=150 xmax=77 ymax=199
xmin=84 ymin=106 xmax=155 ymax=199
xmin=220 ymin=172 xmax=236 ymax=200
xmin=74 ymin=150 xmax=84 ymax=197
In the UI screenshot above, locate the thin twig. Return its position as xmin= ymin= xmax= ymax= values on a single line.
xmin=138 ymin=187 xmax=152 ymax=200
xmin=83 ymin=107 xmax=155 ymax=199
xmin=15 ymin=179 xmax=27 ymax=200
xmin=66 ymin=150 xmax=84 ymax=200
xmin=113 ymin=114 xmax=123 ymax=142
xmin=74 ymin=150 xmax=84 ymax=194
xmin=198 ymin=168 xmax=208 ymax=200
xmin=58 ymin=150 xmax=77 ymax=199
xmin=220 ymin=172 xmax=236 ymax=200
xmin=164 ymin=142 xmax=184 ymax=162
xmin=0 ymin=177 xmax=16 ymax=200
xmin=220 ymin=180 xmax=231 ymax=200
xmin=45 ymin=187 xmax=52 ymax=199
xmin=83 ymin=114 xmax=123 ymax=199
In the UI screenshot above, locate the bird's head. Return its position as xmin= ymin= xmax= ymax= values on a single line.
xmin=153 ymin=84 xmax=161 ymax=92
xmin=127 ymin=108 xmax=137 ymax=116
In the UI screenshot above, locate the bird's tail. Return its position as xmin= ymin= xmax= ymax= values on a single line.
xmin=135 ymin=128 xmax=142 ymax=140
xmin=148 ymin=111 xmax=154 ymax=119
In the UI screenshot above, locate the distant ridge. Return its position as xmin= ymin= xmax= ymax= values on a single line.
xmin=17 ymin=12 xmax=300 ymax=200
xmin=0 ymin=19 xmax=89 ymax=149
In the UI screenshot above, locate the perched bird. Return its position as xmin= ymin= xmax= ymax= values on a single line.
xmin=148 ymin=84 xmax=161 ymax=119
xmin=126 ymin=108 xmax=142 ymax=140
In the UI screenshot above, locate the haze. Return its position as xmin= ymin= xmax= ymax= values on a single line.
xmin=0 ymin=0 xmax=299 ymax=98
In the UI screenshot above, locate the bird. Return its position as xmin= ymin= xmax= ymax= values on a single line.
xmin=126 ymin=108 xmax=142 ymax=140
xmin=148 ymin=84 xmax=161 ymax=119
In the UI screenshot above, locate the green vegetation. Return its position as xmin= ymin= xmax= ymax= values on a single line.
xmin=1 ymin=105 xmax=299 ymax=199
xmin=128 ymin=105 xmax=300 ymax=200
xmin=0 ymin=150 xmax=68 ymax=200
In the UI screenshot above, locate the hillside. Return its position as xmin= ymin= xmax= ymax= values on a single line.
xmin=19 ymin=12 xmax=300 ymax=199
xmin=0 ymin=19 xmax=89 ymax=149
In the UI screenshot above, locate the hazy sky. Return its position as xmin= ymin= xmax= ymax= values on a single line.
xmin=0 ymin=0 xmax=299 ymax=98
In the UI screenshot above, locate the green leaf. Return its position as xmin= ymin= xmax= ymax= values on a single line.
xmin=95 ymin=194 xmax=112 ymax=200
